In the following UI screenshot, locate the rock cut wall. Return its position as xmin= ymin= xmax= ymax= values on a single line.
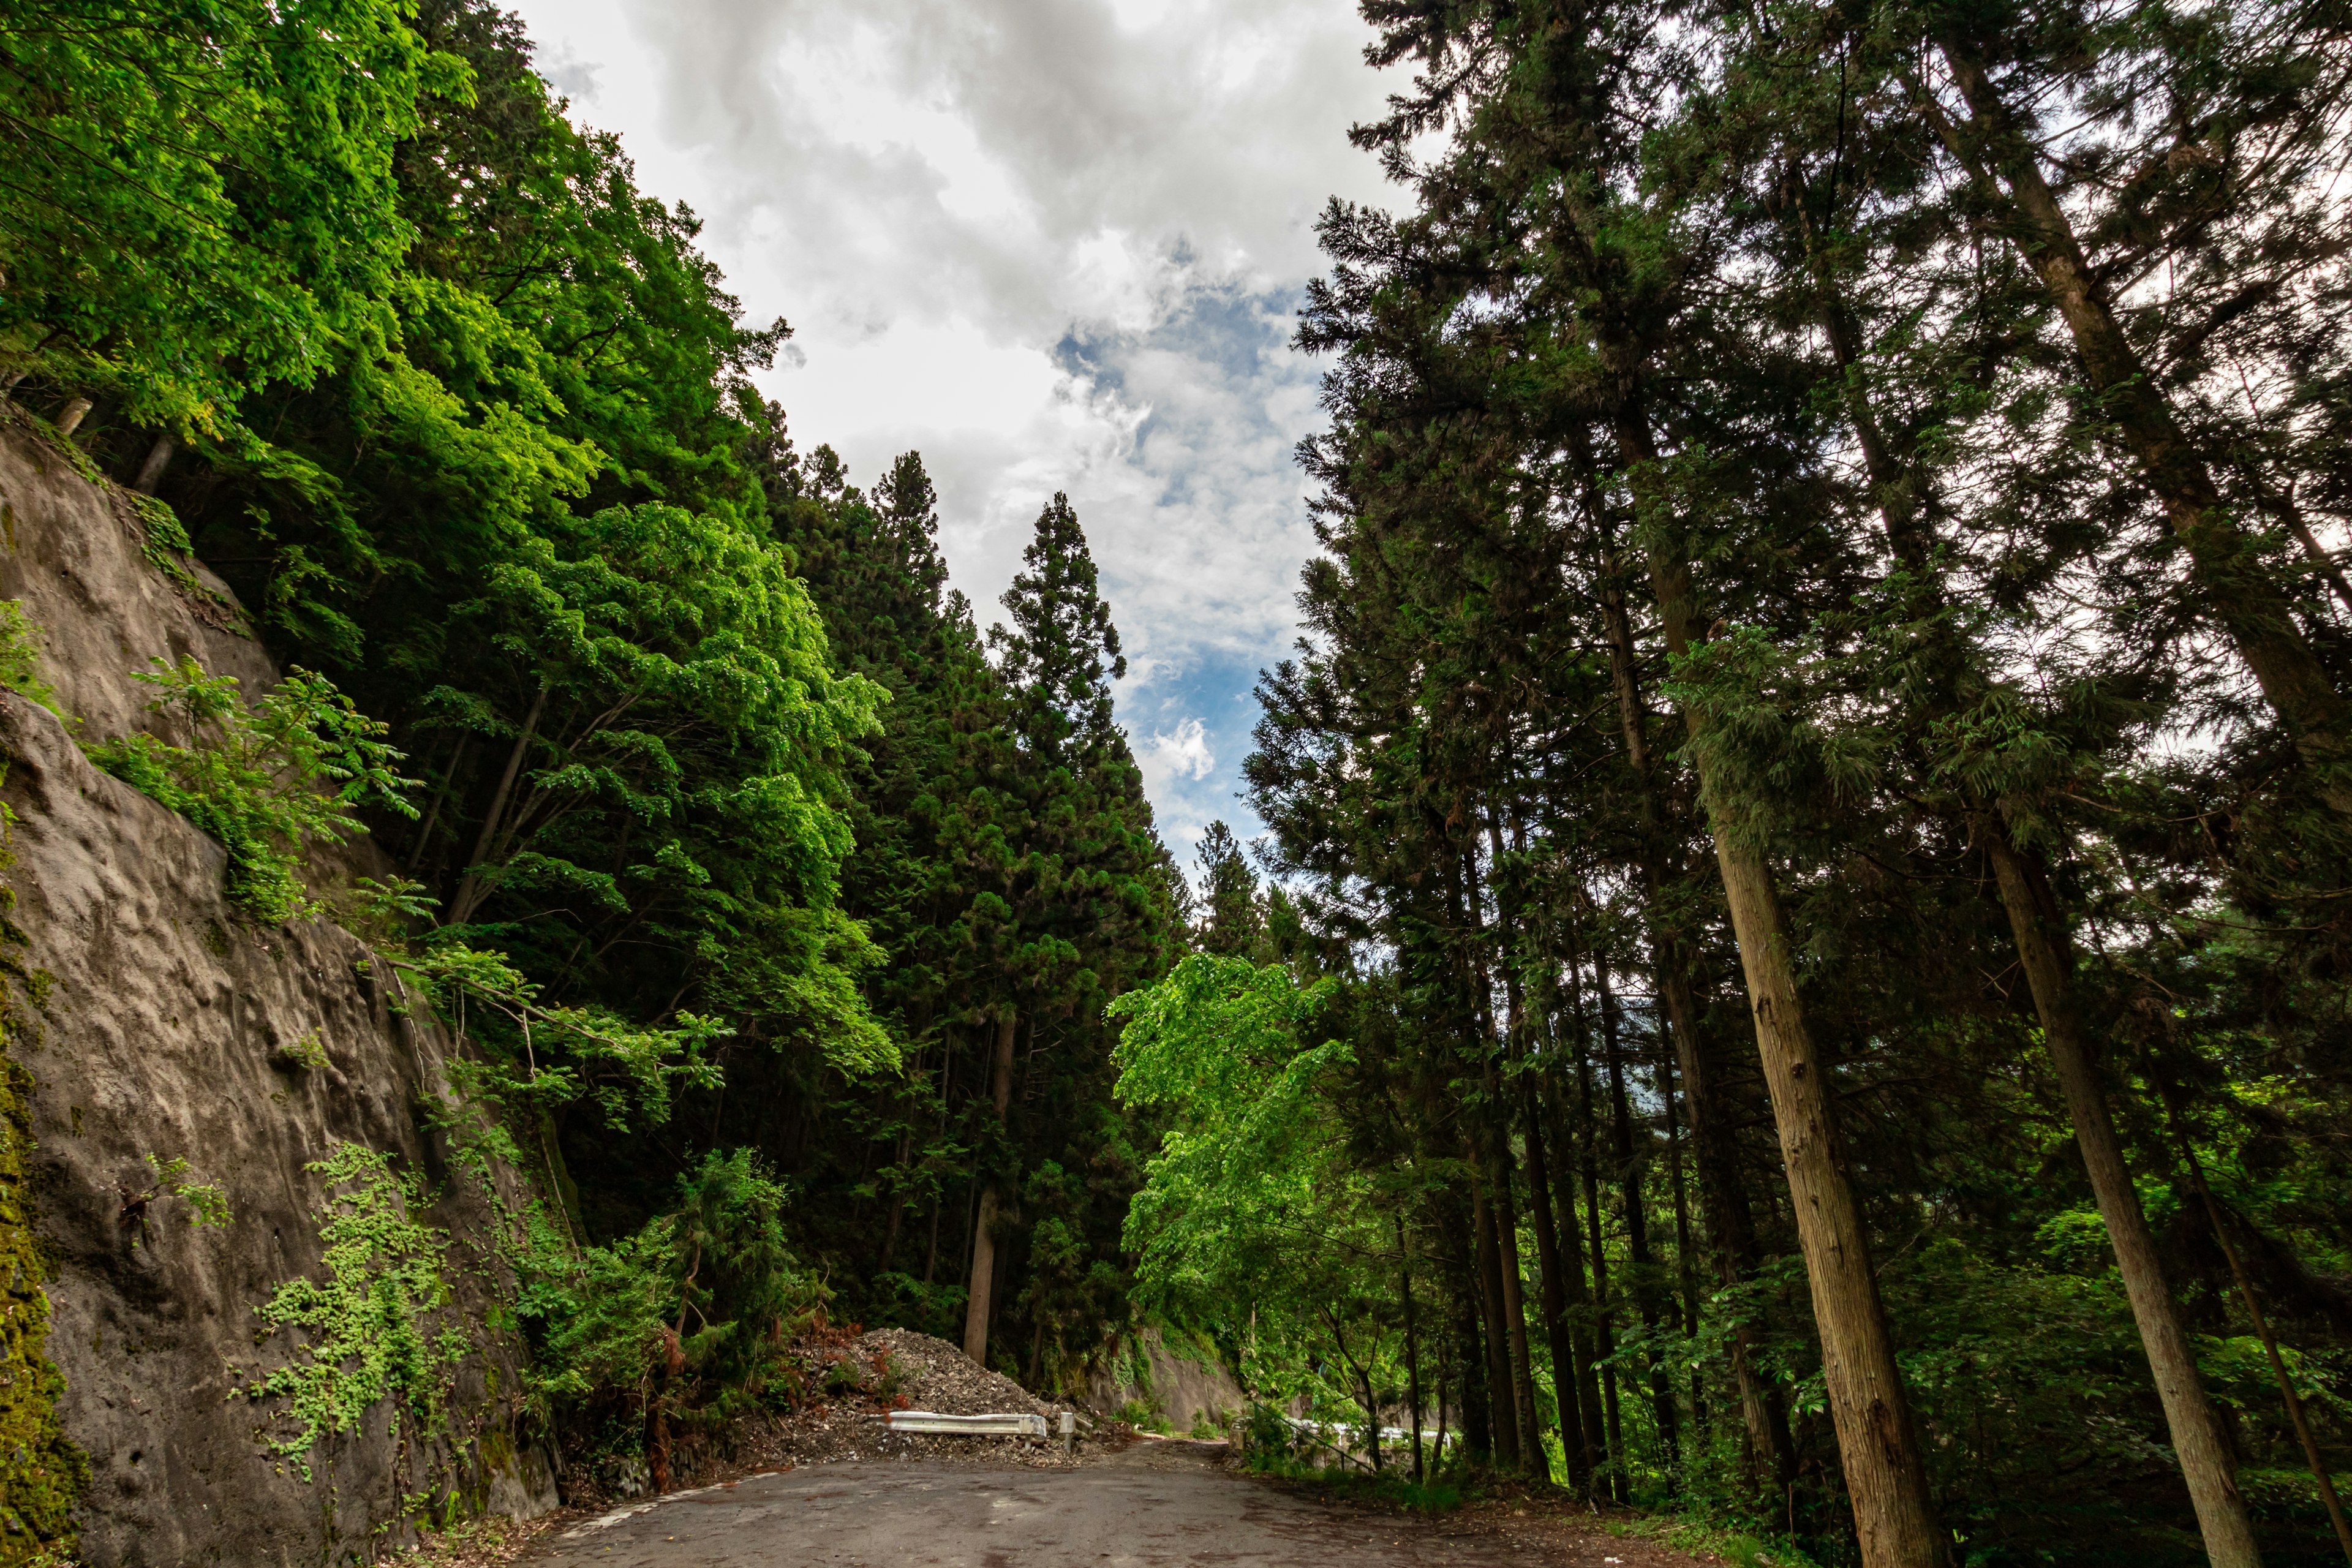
xmin=0 ymin=420 xmax=557 ymax=1566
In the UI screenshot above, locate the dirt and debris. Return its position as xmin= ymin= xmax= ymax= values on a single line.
xmin=401 ymin=1327 xmax=1102 ymax=1564
xmin=554 ymin=1327 xmax=1091 ymax=1510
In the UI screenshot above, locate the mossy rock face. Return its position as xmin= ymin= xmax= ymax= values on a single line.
xmin=0 ymin=943 xmax=86 ymax=1562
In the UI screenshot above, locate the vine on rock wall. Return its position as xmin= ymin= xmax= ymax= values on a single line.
xmin=243 ymin=1142 xmax=469 ymax=1488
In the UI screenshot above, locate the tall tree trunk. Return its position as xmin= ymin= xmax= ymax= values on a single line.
xmin=2165 ymin=1114 xmax=2352 ymax=1565
xmin=1400 ymin=1212 xmax=1427 ymax=1485
xmin=1626 ymin=407 xmax=1951 ymax=1566
xmin=1592 ymin=540 xmax=1796 ymax=1493
xmin=1544 ymin=1081 xmax=1611 ymax=1482
xmin=1572 ymin=1019 xmax=1626 ymax=1496
xmin=1658 ymin=1044 xmax=1706 ymax=1434
xmin=1430 ymin=1194 xmax=1486 ymax=1466
xmin=1472 ymin=1170 xmax=1522 ymax=1468
xmin=1467 ymin=829 xmax=1544 ymax=1472
xmin=962 ymin=1009 xmax=1018 ymax=1365
xmin=1796 ymin=198 xmax=2268 ymax=1567
xmin=1925 ymin=42 xmax=2348 ymax=815
xmin=1985 ymin=827 xmax=2264 ymax=1567
xmin=1711 ymin=831 xmax=1948 ymax=1567
xmin=1487 ymin=1132 xmax=1544 ymax=1472
xmin=1600 ymin=960 xmax=1681 ymax=1473
xmin=1524 ymin=1082 xmax=1591 ymax=1490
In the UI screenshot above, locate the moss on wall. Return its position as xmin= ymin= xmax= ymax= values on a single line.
xmin=0 ymin=805 xmax=86 ymax=1563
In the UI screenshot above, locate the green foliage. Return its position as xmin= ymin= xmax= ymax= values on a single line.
xmin=1242 ymin=0 xmax=2352 ymax=1557
xmin=387 ymin=931 xmax=730 ymax=1132
xmin=246 ymin=1142 xmax=469 ymax=1483
xmin=89 ymin=658 xmax=415 ymax=921
xmin=1244 ymin=1445 xmax=1464 ymax=1514
xmin=0 ymin=0 xmax=459 ymax=431
xmin=514 ymin=1148 xmax=821 ymax=1436
xmin=276 ymin=1031 xmax=333 ymax=1073
xmin=0 ymin=604 xmax=64 ymax=723
xmin=1111 ymin=953 xmax=1349 ymax=1306
xmin=9 ymin=0 xmax=1174 ymax=1499
xmin=138 ymin=1155 xmax=232 ymax=1231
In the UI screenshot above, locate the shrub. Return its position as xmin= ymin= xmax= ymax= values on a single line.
xmin=89 ymin=658 xmax=414 ymax=921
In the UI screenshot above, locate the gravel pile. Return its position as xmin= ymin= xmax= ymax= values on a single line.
xmin=861 ymin=1327 xmax=1050 ymax=1417
xmin=754 ymin=1327 xmax=1080 ymax=1469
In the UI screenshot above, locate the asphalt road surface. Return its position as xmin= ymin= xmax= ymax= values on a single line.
xmin=524 ymin=1440 xmax=1697 ymax=1568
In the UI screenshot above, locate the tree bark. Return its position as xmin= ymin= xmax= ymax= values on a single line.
xmin=1523 ymin=1082 xmax=1591 ymax=1489
xmin=1570 ymin=1017 xmax=1626 ymax=1495
xmin=1626 ymin=408 xmax=1950 ymax=1567
xmin=1400 ymin=1212 xmax=1427 ymax=1484
xmin=1985 ymin=827 xmax=2264 ymax=1568
xmin=1544 ymin=1080 xmax=1611 ymax=1482
xmin=1711 ymin=835 xmax=1949 ymax=1568
xmin=1593 ymin=546 xmax=1795 ymax=1493
xmin=2176 ymin=1147 xmax=2352 ymax=1566
xmin=1657 ymin=1043 xmax=1706 ymax=1433
xmin=1487 ymin=1136 xmax=1543 ymax=1472
xmin=1471 ymin=1170 xmax=1522 ymax=1468
xmin=1796 ymin=183 xmax=2267 ymax=1566
xmin=961 ymin=1009 xmax=1019 ymax=1365
xmin=132 ymin=434 xmax=174 ymax=495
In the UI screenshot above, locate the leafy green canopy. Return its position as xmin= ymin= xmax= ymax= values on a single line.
xmin=1112 ymin=953 xmax=1348 ymax=1308
xmin=0 ymin=0 xmax=463 ymax=431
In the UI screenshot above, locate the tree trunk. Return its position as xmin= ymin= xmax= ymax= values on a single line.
xmin=1985 ymin=827 xmax=2264 ymax=1567
xmin=1593 ymin=552 xmax=1795 ymax=1493
xmin=132 ymin=434 xmax=175 ymax=495
xmin=1571 ymin=1021 xmax=1626 ymax=1496
xmin=1486 ymin=1109 xmax=1543 ymax=1472
xmin=449 ymin=684 xmax=549 ymax=926
xmin=1544 ymin=1080 xmax=1611 ymax=1482
xmin=1434 ymin=1186 xmax=1490 ymax=1463
xmin=878 ymin=1119 xmax=915 ymax=1273
xmin=1600 ymin=962 xmax=1681 ymax=1472
xmin=1400 ymin=1212 xmax=1427 ymax=1485
xmin=1627 ymin=412 xmax=1950 ymax=1565
xmin=1798 ymin=186 xmax=2266 ymax=1566
xmin=1434 ymin=1355 xmax=1452 ymax=1473
xmin=1711 ymin=834 xmax=1949 ymax=1568
xmin=1929 ymin=42 xmax=2348 ymax=810
xmin=1471 ymin=1170 xmax=1522 ymax=1468
xmin=962 ymin=1009 xmax=1019 ymax=1366
xmin=1658 ymin=1044 xmax=1706 ymax=1433
xmin=1523 ymin=1083 xmax=1591 ymax=1490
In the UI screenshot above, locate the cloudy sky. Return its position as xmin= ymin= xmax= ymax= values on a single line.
xmin=504 ymin=0 xmax=1403 ymax=864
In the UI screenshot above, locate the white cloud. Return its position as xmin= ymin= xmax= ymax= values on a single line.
xmin=1138 ymin=715 xmax=1216 ymax=787
xmin=503 ymin=0 xmax=1401 ymax=848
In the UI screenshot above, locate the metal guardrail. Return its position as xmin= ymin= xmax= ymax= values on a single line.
xmin=884 ymin=1410 xmax=1052 ymax=1439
